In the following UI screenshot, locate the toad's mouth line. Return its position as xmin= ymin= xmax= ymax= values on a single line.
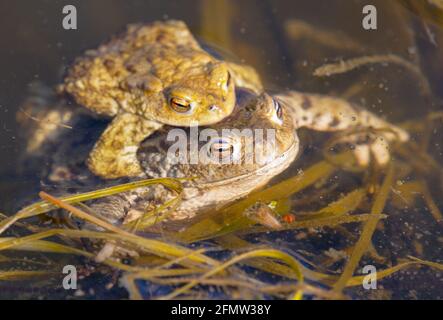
xmin=197 ymin=140 xmax=299 ymax=187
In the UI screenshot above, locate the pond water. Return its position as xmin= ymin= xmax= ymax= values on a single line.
xmin=0 ymin=0 xmax=442 ymax=299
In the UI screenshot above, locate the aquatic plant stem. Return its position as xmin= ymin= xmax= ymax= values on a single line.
xmin=331 ymin=164 xmax=394 ymax=294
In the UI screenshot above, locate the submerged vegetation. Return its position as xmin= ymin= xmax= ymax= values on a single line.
xmin=1 ymin=127 xmax=443 ymax=299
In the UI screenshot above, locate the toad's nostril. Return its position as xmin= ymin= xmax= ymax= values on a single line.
xmin=209 ymin=105 xmax=218 ymax=112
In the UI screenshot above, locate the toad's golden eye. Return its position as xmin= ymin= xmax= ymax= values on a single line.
xmin=273 ymin=98 xmax=283 ymax=119
xmin=209 ymin=139 xmax=234 ymax=160
xmin=170 ymin=97 xmax=192 ymax=113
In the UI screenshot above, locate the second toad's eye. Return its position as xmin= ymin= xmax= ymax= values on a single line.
xmin=221 ymin=71 xmax=232 ymax=93
xmin=170 ymin=97 xmax=192 ymax=113
xmin=227 ymin=71 xmax=232 ymax=87
xmin=209 ymin=139 xmax=234 ymax=161
xmin=273 ymin=98 xmax=283 ymax=119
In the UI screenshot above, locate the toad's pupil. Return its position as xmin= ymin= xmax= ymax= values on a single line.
xmin=210 ymin=141 xmax=233 ymax=158
xmin=170 ymin=98 xmax=191 ymax=113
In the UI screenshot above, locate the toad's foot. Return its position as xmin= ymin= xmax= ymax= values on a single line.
xmin=276 ymin=91 xmax=409 ymax=167
xmin=16 ymin=84 xmax=76 ymax=155
xmin=334 ymin=129 xmax=402 ymax=167
xmin=87 ymin=113 xmax=162 ymax=179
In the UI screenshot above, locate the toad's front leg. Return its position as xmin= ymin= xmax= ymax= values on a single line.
xmin=87 ymin=113 xmax=162 ymax=179
xmin=275 ymin=91 xmax=409 ymax=166
xmin=226 ymin=61 xmax=263 ymax=94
